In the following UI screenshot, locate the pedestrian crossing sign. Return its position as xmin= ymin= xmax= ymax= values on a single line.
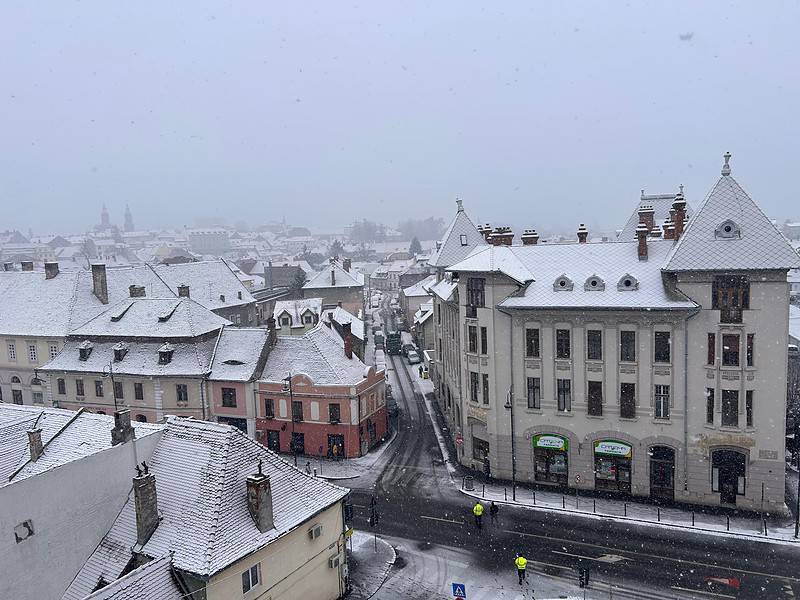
xmin=452 ymin=583 xmax=466 ymax=598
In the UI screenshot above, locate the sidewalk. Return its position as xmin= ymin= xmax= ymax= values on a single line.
xmin=460 ymin=477 xmax=800 ymax=545
xmin=348 ymin=531 xmax=396 ymax=600
xmin=287 ymin=430 xmax=398 ymax=480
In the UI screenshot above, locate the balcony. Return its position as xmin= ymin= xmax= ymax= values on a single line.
xmin=719 ymin=308 xmax=743 ymax=324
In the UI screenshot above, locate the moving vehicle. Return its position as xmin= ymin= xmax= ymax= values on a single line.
xmin=386 ymin=330 xmax=402 ymax=355
xmin=374 ymin=331 xmax=385 ymax=350
xmin=401 ymin=343 xmax=415 ymax=356
xmin=407 ymin=349 xmax=421 ymax=364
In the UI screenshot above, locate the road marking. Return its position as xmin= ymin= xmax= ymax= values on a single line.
xmin=551 ymin=550 xmax=628 ymax=564
xmin=420 ymin=515 xmax=465 ymax=525
xmin=501 ymin=528 xmax=800 ymax=583
xmin=670 ymin=586 xmax=735 ymax=599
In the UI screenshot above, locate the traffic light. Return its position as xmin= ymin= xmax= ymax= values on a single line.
xmin=578 ymin=567 xmax=590 ymax=588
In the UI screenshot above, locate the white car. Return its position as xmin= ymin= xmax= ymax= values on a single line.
xmin=407 ymin=350 xmax=421 ymax=364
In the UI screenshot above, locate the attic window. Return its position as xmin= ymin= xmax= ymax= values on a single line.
xmin=113 ymin=342 xmax=129 ymax=362
xmin=223 ymin=359 xmax=245 ymax=365
xmin=552 ymin=275 xmax=574 ymax=292
xmin=584 ymin=276 xmax=605 ymax=291
xmin=715 ymin=219 xmax=741 ymax=240
xmin=219 ymin=294 xmax=226 ymax=303
xmin=617 ymin=274 xmax=639 ymax=291
xmin=78 ymin=340 xmax=94 ymax=361
xmin=158 ymin=342 xmax=175 ymax=365
xmin=460 ymin=234 xmax=468 ymax=246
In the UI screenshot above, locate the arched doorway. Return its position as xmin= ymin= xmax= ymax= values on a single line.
xmin=10 ymin=376 xmax=23 ymax=405
xmin=649 ymin=446 xmax=675 ymax=500
xmin=712 ymin=449 xmax=746 ymax=505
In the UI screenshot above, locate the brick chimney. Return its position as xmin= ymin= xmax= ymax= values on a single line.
xmin=177 ymin=284 xmax=190 ymax=298
xmin=649 ymin=227 xmax=663 ymax=238
xmin=129 ymin=284 xmax=146 ymax=297
xmin=662 ymin=218 xmax=674 ymax=240
xmin=330 ymin=267 xmax=336 ymax=287
xmin=246 ymin=460 xmax=275 ymax=533
xmin=672 ymin=189 xmax=687 ymax=241
xmin=28 ymin=428 xmax=43 ymax=462
xmin=577 ymin=224 xmax=588 ymax=244
xmin=342 ymin=258 xmax=351 ymax=272
xmin=520 ymin=229 xmax=539 ymax=245
xmin=133 ymin=464 xmax=159 ymax=545
xmin=267 ymin=316 xmax=277 ymax=347
xmin=342 ymin=321 xmax=353 ymax=359
xmin=111 ymin=409 xmax=136 ymax=446
xmin=265 ymin=260 xmax=274 ymax=290
xmin=636 ymin=223 xmax=649 ymax=261
xmin=44 ymin=262 xmax=59 ymax=279
xmin=479 ymin=224 xmax=493 ymax=242
xmin=21 ymin=261 xmax=34 ymax=272
xmin=637 ymin=204 xmax=655 ymax=232
xmin=91 ymin=263 xmax=109 ymax=304
xmin=490 ymin=226 xmax=513 ymax=246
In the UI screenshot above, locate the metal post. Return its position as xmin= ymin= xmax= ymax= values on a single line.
xmin=533 ymin=490 xmax=536 ymax=505
xmin=593 ymin=499 xmax=596 ymax=514
xmin=796 ymin=462 xmax=800 ymax=538
xmin=504 ymin=487 xmax=507 ymax=501
xmin=562 ymin=495 xmax=565 ymax=509
xmin=505 ymin=386 xmax=517 ymax=501
xmin=726 ymin=515 xmax=730 ymax=531
xmin=692 ymin=511 xmax=695 ymax=526
xmin=657 ymin=507 xmax=661 ymax=522
xmin=624 ymin=503 xmax=627 ymax=517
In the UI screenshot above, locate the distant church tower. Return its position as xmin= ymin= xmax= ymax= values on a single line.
xmin=100 ymin=204 xmax=111 ymax=229
xmin=124 ymin=204 xmax=135 ymax=232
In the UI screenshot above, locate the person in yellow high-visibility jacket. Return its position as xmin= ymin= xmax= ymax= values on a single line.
xmin=472 ymin=501 xmax=484 ymax=530
xmin=515 ymin=554 xmax=527 ymax=584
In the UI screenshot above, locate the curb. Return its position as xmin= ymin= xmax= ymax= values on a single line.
xmin=459 ymin=487 xmax=800 ymax=547
xmin=366 ymin=542 xmax=397 ymax=600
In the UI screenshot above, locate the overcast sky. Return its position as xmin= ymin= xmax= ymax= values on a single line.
xmin=2 ymin=2 xmax=798 ymax=235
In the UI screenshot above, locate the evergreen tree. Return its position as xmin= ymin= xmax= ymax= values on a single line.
xmin=409 ymin=236 xmax=422 ymax=256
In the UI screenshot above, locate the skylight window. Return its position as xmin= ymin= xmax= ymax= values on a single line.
xmin=460 ymin=234 xmax=468 ymax=246
xmin=617 ymin=274 xmax=639 ymax=291
xmin=715 ymin=219 xmax=741 ymax=239
xmin=553 ymin=275 xmax=574 ymax=291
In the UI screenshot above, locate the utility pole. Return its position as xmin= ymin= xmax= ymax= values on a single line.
xmin=505 ymin=386 xmax=517 ymax=501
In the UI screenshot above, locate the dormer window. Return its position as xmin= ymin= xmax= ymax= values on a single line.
xmin=617 ymin=274 xmax=639 ymax=291
xmin=280 ymin=313 xmax=292 ymax=327
xmin=715 ymin=219 xmax=741 ymax=240
xmin=158 ymin=342 xmax=175 ymax=365
xmin=460 ymin=234 xmax=468 ymax=246
xmin=584 ymin=275 xmax=605 ymax=291
xmin=113 ymin=342 xmax=129 ymax=362
xmin=219 ymin=294 xmax=226 ymax=303
xmin=553 ymin=275 xmax=574 ymax=291
xmin=78 ymin=340 xmax=94 ymax=361
xmin=237 ymin=291 xmax=243 ymax=300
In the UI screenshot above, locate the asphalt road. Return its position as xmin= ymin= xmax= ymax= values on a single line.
xmin=346 ymin=298 xmax=800 ymax=599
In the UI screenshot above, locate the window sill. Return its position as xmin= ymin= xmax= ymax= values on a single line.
xmin=586 ymin=414 xmax=604 ymax=419
xmin=652 ymin=418 xmax=672 ymax=425
xmin=555 ymin=411 xmax=574 ymax=417
xmin=525 ymin=408 xmax=543 ymax=414
xmin=704 ymin=423 xmax=715 ymax=429
xmin=719 ymin=425 xmax=741 ymax=432
xmin=619 ymin=416 xmax=638 ymax=422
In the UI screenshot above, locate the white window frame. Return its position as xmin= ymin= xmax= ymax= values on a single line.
xmin=8 ymin=342 xmax=16 ymax=361
xmin=654 ymin=384 xmax=670 ymax=419
xmin=28 ymin=344 xmax=37 ymax=363
xmin=241 ymin=562 xmax=261 ymax=594
xmin=49 ymin=343 xmax=59 ymax=359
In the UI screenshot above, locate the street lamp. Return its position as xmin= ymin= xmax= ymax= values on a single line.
xmin=102 ymin=360 xmax=119 ymax=412
xmin=283 ymin=373 xmax=297 ymax=466
xmin=504 ymin=386 xmax=517 ymax=501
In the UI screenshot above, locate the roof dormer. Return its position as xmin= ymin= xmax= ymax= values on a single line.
xmin=584 ymin=275 xmax=605 ymax=291
xmin=158 ymin=342 xmax=175 ymax=365
xmin=78 ymin=340 xmax=94 ymax=361
xmin=553 ymin=274 xmax=573 ymax=291
xmin=714 ymin=219 xmax=741 ymax=240
xmin=113 ymin=341 xmax=129 ymax=362
xmin=617 ymin=274 xmax=639 ymax=291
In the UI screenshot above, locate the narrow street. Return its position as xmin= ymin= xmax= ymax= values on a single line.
xmin=343 ymin=296 xmax=800 ymax=599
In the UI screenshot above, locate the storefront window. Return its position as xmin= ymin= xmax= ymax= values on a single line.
xmin=533 ymin=435 xmax=569 ymax=485
xmin=594 ymin=440 xmax=632 ymax=492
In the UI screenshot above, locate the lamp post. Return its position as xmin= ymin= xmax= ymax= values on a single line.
xmin=102 ymin=360 xmax=119 ymax=412
xmin=504 ymin=386 xmax=517 ymax=501
xmin=284 ymin=373 xmax=297 ymax=466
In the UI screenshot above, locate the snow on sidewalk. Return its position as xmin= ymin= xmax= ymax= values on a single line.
xmin=348 ymin=531 xmax=396 ymax=600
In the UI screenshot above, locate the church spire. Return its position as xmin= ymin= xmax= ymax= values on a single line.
xmin=124 ymin=204 xmax=135 ymax=232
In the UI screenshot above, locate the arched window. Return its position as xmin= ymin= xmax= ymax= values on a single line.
xmin=11 ymin=376 xmax=21 ymax=384
xmin=552 ymin=274 xmax=574 ymax=292
xmin=584 ymin=275 xmax=605 ymax=291
xmin=617 ymin=274 xmax=639 ymax=291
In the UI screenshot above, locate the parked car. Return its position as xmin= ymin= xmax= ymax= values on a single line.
xmin=402 ymin=343 xmax=415 ymax=356
xmin=407 ymin=350 xmax=421 ymax=364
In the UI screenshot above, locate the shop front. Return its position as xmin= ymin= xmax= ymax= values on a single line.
xmin=594 ymin=440 xmax=632 ymax=492
xmin=533 ymin=434 xmax=569 ymax=485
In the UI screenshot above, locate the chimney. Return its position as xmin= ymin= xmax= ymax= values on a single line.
xmin=21 ymin=261 xmax=34 ymax=272
xmin=672 ymin=189 xmax=687 ymax=241
xmin=3 ymin=262 xmax=13 ymax=271
xmin=649 ymin=227 xmax=663 ymax=238
xmin=479 ymin=224 xmax=493 ymax=242
xmin=91 ymin=263 xmax=109 ymax=304
xmin=330 ymin=268 xmax=336 ymax=287
xmin=129 ymin=284 xmax=146 ymax=297
xmin=662 ymin=218 xmax=674 ymax=240
xmin=111 ymin=409 xmax=136 ymax=446
xmin=636 ymin=223 xmax=649 ymax=261
xmin=133 ymin=465 xmax=159 ymax=545
xmin=520 ymin=229 xmax=539 ymax=246
xmin=577 ymin=224 xmax=588 ymax=244
xmin=342 ymin=258 xmax=351 ymax=272
xmin=343 ymin=322 xmax=353 ymax=359
xmin=246 ymin=461 xmax=275 ymax=533
xmin=28 ymin=428 xmax=43 ymax=462
xmin=490 ymin=226 xmax=513 ymax=246
xmin=44 ymin=262 xmax=59 ymax=279
xmin=637 ymin=204 xmax=655 ymax=232
xmin=177 ymin=284 xmax=190 ymax=298
xmin=267 ymin=317 xmax=277 ymax=347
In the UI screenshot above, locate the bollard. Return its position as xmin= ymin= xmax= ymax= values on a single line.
xmin=504 ymin=487 xmax=507 ymax=501
xmin=593 ymin=499 xmax=596 ymax=514
xmin=313 ymin=468 xmax=317 ymax=477
xmin=533 ymin=490 xmax=536 ymax=505
xmin=692 ymin=511 xmax=695 ymax=526
xmin=482 ymin=484 xmax=485 ymax=497
xmin=562 ymin=495 xmax=566 ymax=509
xmin=624 ymin=503 xmax=627 ymax=517
xmin=764 ymin=519 xmax=768 ymax=536
xmin=657 ymin=507 xmax=661 ymax=522
xmin=727 ymin=516 xmax=730 ymax=531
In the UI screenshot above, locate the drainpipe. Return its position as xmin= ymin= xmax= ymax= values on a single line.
xmin=683 ymin=306 xmax=701 ymax=493
xmin=498 ymin=306 xmax=517 ymax=501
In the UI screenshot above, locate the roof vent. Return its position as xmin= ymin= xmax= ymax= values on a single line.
xmin=78 ymin=340 xmax=94 ymax=361
xmin=223 ymin=359 xmax=245 ymax=365
xmin=553 ymin=275 xmax=574 ymax=291
xmin=584 ymin=275 xmax=605 ymax=291
xmin=715 ymin=219 xmax=741 ymax=240
xmin=617 ymin=274 xmax=639 ymax=291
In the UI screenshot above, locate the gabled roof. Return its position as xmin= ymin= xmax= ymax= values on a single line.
xmin=81 ymin=555 xmax=183 ymax=600
xmin=617 ymin=192 xmax=693 ymax=241
xmin=209 ymin=327 xmax=270 ymax=381
xmin=62 ymin=418 xmax=348 ymax=599
xmin=153 ymin=260 xmax=254 ymax=310
xmin=273 ymin=298 xmax=323 ymax=327
xmin=302 ymin=261 xmax=364 ymax=289
xmin=401 ymin=274 xmax=437 ymax=298
xmin=429 ymin=278 xmax=457 ymax=302
xmin=664 ymin=156 xmax=800 ymax=272
xmin=427 ymin=201 xmax=487 ymax=268
xmin=449 ymin=245 xmax=532 ymax=285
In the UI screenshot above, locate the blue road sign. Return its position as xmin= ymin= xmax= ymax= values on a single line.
xmin=452 ymin=583 xmax=466 ymax=598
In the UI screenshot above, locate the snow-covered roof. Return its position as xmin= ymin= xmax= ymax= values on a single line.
xmin=450 ymin=240 xmax=697 ymax=311
xmin=81 ymin=554 xmax=182 ymax=600
xmin=401 ymin=274 xmax=437 ymax=298
xmin=62 ymin=418 xmax=347 ymax=598
xmin=260 ymin=323 xmax=371 ymax=385
xmin=0 ymin=405 xmax=162 ymax=486
xmin=273 ymin=297 xmax=323 ymax=327
xmin=427 ymin=201 xmax=487 ymax=268
xmin=302 ymin=260 xmax=364 ymax=289
xmin=664 ymin=157 xmax=800 ymax=272
xmin=70 ymin=297 xmax=229 ymax=339
xmin=209 ymin=327 xmax=270 ymax=381
xmin=617 ymin=192 xmax=693 ymax=241
xmin=414 ymin=301 xmax=434 ymax=326
xmin=0 ymin=265 xmax=174 ymax=337
xmin=153 ymin=260 xmax=255 ymax=310
xmin=324 ymin=306 xmax=365 ymax=341
xmin=429 ymin=278 xmax=457 ymax=302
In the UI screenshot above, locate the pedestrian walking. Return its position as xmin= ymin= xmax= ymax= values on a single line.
xmin=472 ymin=501 xmax=484 ymax=530
xmin=332 ymin=444 xmax=339 ymax=461
xmin=490 ymin=501 xmax=499 ymax=524
xmin=515 ymin=554 xmax=527 ymax=584
xmin=418 ymin=365 xmax=423 ymax=377
xmin=305 ymin=461 xmax=312 ymax=475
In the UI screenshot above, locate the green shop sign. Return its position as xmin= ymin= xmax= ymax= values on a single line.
xmin=533 ymin=434 xmax=568 ymax=452
xmin=594 ymin=440 xmax=632 ymax=458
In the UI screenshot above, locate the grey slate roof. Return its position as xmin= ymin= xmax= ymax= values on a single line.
xmin=62 ymin=418 xmax=348 ymax=599
xmin=209 ymin=327 xmax=270 ymax=381
xmin=664 ymin=164 xmax=800 ymax=272
xmin=153 ymin=259 xmax=255 ymax=310
xmin=323 ymin=306 xmax=365 ymax=341
xmin=81 ymin=555 xmax=183 ymax=600
xmin=303 ymin=260 xmax=364 ymax=289
xmin=429 ymin=278 xmax=457 ymax=301
xmin=401 ymin=274 xmax=437 ymax=298
xmin=617 ymin=192 xmax=693 ymax=241
xmin=273 ymin=297 xmax=323 ymax=327
xmin=427 ymin=202 xmax=487 ymax=268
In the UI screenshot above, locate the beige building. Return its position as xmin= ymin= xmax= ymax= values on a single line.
xmin=302 ymin=258 xmax=364 ymax=316
xmin=444 ymin=156 xmax=799 ymax=511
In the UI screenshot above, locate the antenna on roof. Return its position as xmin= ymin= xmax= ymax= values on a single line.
xmin=135 ymin=464 xmax=142 ymax=477
xmin=141 ymin=461 xmax=149 ymax=475
xmin=722 ymin=151 xmax=732 ymax=176
xmin=679 ymin=184 xmax=684 ymax=195
xmin=456 ymin=197 xmax=463 ymax=212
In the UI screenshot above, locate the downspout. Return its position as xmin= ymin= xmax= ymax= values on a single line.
xmin=683 ymin=306 xmax=701 ymax=492
xmin=498 ymin=306 xmax=517 ymax=500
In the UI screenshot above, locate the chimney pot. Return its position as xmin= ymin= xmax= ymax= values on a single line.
xmin=267 ymin=317 xmax=277 ymax=347
xmin=28 ymin=428 xmax=43 ymax=462
xmin=178 ymin=284 xmax=190 ymax=298
xmin=133 ymin=468 xmax=159 ymax=545
xmin=577 ymin=224 xmax=589 ymax=244
xmin=91 ymin=263 xmax=109 ymax=304
xmin=672 ymin=192 xmax=687 ymax=241
xmin=44 ymin=262 xmax=59 ymax=279
xmin=342 ymin=258 xmax=351 ymax=272
xmin=637 ymin=204 xmax=655 ymax=232
xmin=21 ymin=261 xmax=34 ymax=272
xmin=111 ymin=409 xmax=136 ymax=446
xmin=521 ymin=229 xmax=539 ymax=246
xmin=247 ymin=462 xmax=275 ymax=533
